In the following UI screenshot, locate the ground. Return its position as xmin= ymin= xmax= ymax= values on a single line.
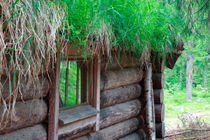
xmin=164 ymin=89 xmax=210 ymax=139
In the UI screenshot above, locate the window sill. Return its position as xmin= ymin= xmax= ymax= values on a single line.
xmin=59 ymin=105 xmax=97 ymax=126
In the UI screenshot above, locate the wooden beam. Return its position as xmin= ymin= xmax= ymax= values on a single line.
xmin=100 ymin=100 xmax=141 ymax=129
xmin=65 ymin=61 xmax=69 ymax=107
xmin=0 ymin=100 xmax=47 ymax=134
xmin=152 ymin=73 xmax=164 ymax=89
xmin=100 ymin=68 xmax=143 ymax=91
xmin=100 ymin=84 xmax=141 ymax=108
xmin=76 ymin=63 xmax=80 ymax=105
xmin=155 ymin=104 xmax=165 ymax=123
xmin=154 ymin=89 xmax=164 ymax=104
xmin=76 ymin=118 xmax=140 ymax=140
xmin=0 ymin=124 xmax=47 ymax=140
xmin=1 ymin=77 xmax=49 ymax=102
xmin=119 ymin=133 xmax=141 ymax=140
xmin=95 ymin=56 xmax=101 ymax=131
xmin=156 ymin=122 xmax=165 ymax=138
xmin=48 ymin=53 xmax=61 ymax=140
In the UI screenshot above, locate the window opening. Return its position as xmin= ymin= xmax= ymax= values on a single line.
xmin=59 ymin=60 xmax=85 ymax=107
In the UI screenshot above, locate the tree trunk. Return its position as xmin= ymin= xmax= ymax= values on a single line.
xmin=186 ymin=50 xmax=193 ymax=100
xmin=203 ymin=59 xmax=208 ymax=89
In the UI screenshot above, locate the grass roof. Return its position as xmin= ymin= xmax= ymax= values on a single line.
xmin=0 ymin=0 xmax=184 ymax=112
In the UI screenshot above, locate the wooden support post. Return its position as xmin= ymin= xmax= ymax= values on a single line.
xmin=65 ymin=61 xmax=69 ymax=107
xmin=95 ymin=56 xmax=101 ymax=131
xmin=48 ymin=53 xmax=61 ymax=140
xmin=145 ymin=63 xmax=156 ymax=140
xmin=76 ymin=63 xmax=80 ymax=104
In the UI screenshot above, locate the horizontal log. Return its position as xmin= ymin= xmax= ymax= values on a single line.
xmin=100 ymin=68 xmax=143 ymax=91
xmin=137 ymin=129 xmax=147 ymax=140
xmin=154 ymin=89 xmax=164 ymax=104
xmin=58 ymin=116 xmax=96 ymax=138
xmin=100 ymin=100 xmax=141 ymax=129
xmin=0 ymin=99 xmax=48 ymax=134
xmin=1 ymin=77 xmax=49 ymax=102
xmin=101 ymin=54 xmax=138 ymax=72
xmin=0 ymin=124 xmax=47 ymax=140
xmin=76 ymin=118 xmax=140 ymax=140
xmin=156 ymin=122 xmax=165 ymax=138
xmin=152 ymin=73 xmax=164 ymax=89
xmin=155 ymin=104 xmax=165 ymax=123
xmin=101 ymin=84 xmax=141 ymax=108
xmin=119 ymin=133 xmax=140 ymax=140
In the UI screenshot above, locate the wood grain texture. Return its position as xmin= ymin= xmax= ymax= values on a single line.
xmin=0 ymin=99 xmax=47 ymax=134
xmin=101 ymin=54 xmax=138 ymax=72
xmin=119 ymin=133 xmax=140 ymax=140
xmin=48 ymin=53 xmax=61 ymax=140
xmin=101 ymin=84 xmax=141 ymax=108
xmin=154 ymin=89 xmax=164 ymax=104
xmin=152 ymin=73 xmax=164 ymax=89
xmin=155 ymin=104 xmax=165 ymax=123
xmin=76 ymin=118 xmax=140 ymax=140
xmin=58 ymin=116 xmax=96 ymax=138
xmin=1 ymin=77 xmax=49 ymax=102
xmin=0 ymin=124 xmax=47 ymax=140
xmin=100 ymin=100 xmax=141 ymax=129
xmin=156 ymin=122 xmax=165 ymax=138
xmin=100 ymin=68 xmax=143 ymax=91
xmin=59 ymin=105 xmax=97 ymax=125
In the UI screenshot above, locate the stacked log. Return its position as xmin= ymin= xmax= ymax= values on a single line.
xmin=0 ymin=76 xmax=49 ymax=139
xmin=152 ymin=73 xmax=165 ymax=139
xmin=66 ymin=65 xmax=145 ymax=139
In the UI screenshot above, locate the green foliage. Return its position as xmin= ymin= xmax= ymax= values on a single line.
xmin=59 ymin=61 xmax=81 ymax=106
xmin=52 ymin=0 xmax=184 ymax=56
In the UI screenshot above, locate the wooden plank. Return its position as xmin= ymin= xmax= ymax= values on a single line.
xmin=76 ymin=63 xmax=80 ymax=105
xmin=77 ymin=118 xmax=140 ymax=140
xmin=0 ymin=124 xmax=47 ymax=140
xmin=137 ymin=129 xmax=147 ymax=140
xmin=58 ymin=116 xmax=96 ymax=138
xmin=59 ymin=105 xmax=97 ymax=125
xmin=155 ymin=104 xmax=165 ymax=123
xmin=154 ymin=89 xmax=164 ymax=104
xmin=80 ymin=63 xmax=87 ymax=103
xmin=0 ymin=99 xmax=47 ymax=134
xmin=65 ymin=61 xmax=69 ymax=107
xmin=95 ymin=56 xmax=101 ymax=131
xmin=100 ymin=100 xmax=141 ymax=129
xmin=101 ymin=84 xmax=141 ymax=108
xmin=119 ymin=133 xmax=140 ymax=140
xmin=100 ymin=68 xmax=143 ymax=91
xmin=156 ymin=122 xmax=165 ymax=138
xmin=152 ymin=73 xmax=164 ymax=89
xmin=48 ymin=53 xmax=61 ymax=140
xmin=1 ymin=77 xmax=49 ymax=102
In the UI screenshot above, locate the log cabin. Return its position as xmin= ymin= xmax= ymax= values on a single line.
xmin=0 ymin=1 xmax=184 ymax=139
xmin=0 ymin=42 xmax=184 ymax=140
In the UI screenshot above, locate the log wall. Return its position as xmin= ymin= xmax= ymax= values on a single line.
xmin=152 ymin=72 xmax=165 ymax=138
xmin=60 ymin=58 xmax=145 ymax=139
xmin=0 ymin=76 xmax=49 ymax=140
xmin=0 ymin=54 xmax=165 ymax=140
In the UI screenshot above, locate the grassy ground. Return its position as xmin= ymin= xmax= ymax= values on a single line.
xmin=164 ymin=88 xmax=210 ymax=132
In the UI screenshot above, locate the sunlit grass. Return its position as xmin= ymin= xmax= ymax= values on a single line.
xmin=164 ymin=88 xmax=210 ymax=130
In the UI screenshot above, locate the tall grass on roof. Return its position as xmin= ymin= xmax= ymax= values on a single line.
xmin=54 ymin=0 xmax=183 ymax=57
xmin=0 ymin=0 xmax=64 ymax=128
